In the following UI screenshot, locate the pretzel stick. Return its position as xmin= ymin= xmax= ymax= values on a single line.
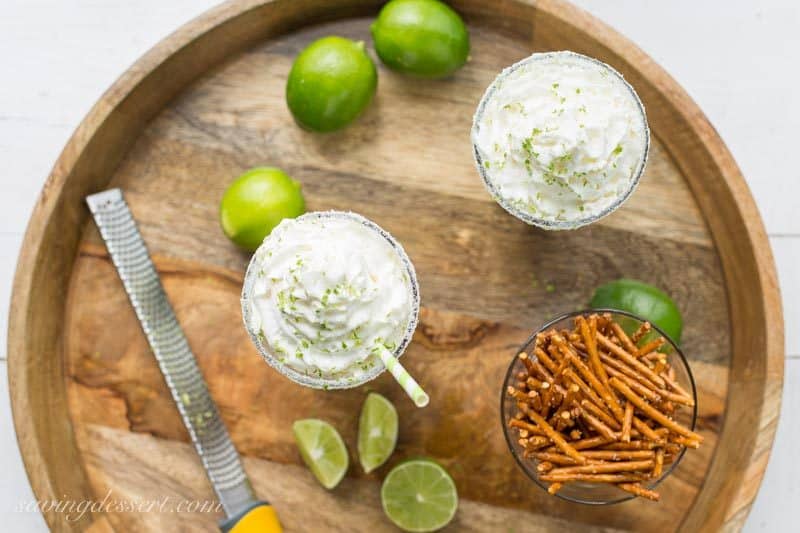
xmin=539 ymin=382 xmax=553 ymax=415
xmin=669 ymin=435 xmax=701 ymax=449
xmin=658 ymin=387 xmax=694 ymax=407
xmin=567 ymin=353 xmax=626 ymax=422
xmin=582 ymin=450 xmax=655 ymax=461
xmin=537 ymin=461 xmax=554 ymax=473
xmin=601 ymin=441 xmax=658 ymax=451
xmin=630 ymin=321 xmax=652 ymax=343
xmin=537 ymin=450 xmax=655 ymax=465
xmin=544 ymin=435 xmax=613 ymax=453
xmin=562 ymin=368 xmax=605 ymax=409
xmin=525 ymin=409 xmax=587 ymax=464
xmin=535 ymin=453 xmax=585 ymax=466
xmin=637 ymin=337 xmax=665 ymax=356
xmin=595 ymin=313 xmax=612 ymax=330
xmin=531 ymin=359 xmax=555 ymax=382
xmin=518 ymin=352 xmax=537 ymax=375
xmin=621 ymin=402 xmax=634 ymax=443
xmin=549 ymin=460 xmax=654 ymax=475
xmin=597 ymin=333 xmax=665 ymax=387
xmin=605 ymin=366 xmax=661 ymax=402
xmin=610 ymin=322 xmax=639 ymax=356
xmin=526 ymin=377 xmax=545 ymax=392
xmin=572 ymin=342 xmax=588 ymax=354
xmin=553 ymin=355 xmax=572 ymax=381
xmin=506 ymin=386 xmax=529 ymax=403
xmin=632 ymin=417 xmax=665 ymax=444
xmin=534 ymin=361 xmax=556 ymax=385
xmin=578 ymin=316 xmax=610 ymax=389
xmin=610 ymin=378 xmax=703 ymax=441
xmin=524 ymin=436 xmax=550 ymax=450
xmin=563 ymin=384 xmax=579 ymax=409
xmin=552 ymin=384 xmax=580 ymax=423
xmin=540 ymin=473 xmax=648 ymax=483
xmin=508 ymin=418 xmax=547 ymax=436
xmin=547 ymin=483 xmax=563 ymax=495
xmin=599 ymin=352 xmax=660 ymax=391
xmin=533 ymin=452 xmax=602 ymax=466
xmin=618 ymin=483 xmax=660 ymax=501
xmin=642 ymin=351 xmax=664 ymax=362
xmin=662 ymin=373 xmax=693 ymax=403
xmin=653 ymin=448 xmax=665 ymax=478
xmin=534 ymin=347 xmax=559 ymax=375
xmin=578 ymin=407 xmax=618 ymax=441
xmin=580 ymin=399 xmax=621 ymax=430
xmin=528 ymin=391 xmax=543 ymax=412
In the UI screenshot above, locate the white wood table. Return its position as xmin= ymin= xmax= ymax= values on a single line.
xmin=1 ymin=1 xmax=796 ymax=530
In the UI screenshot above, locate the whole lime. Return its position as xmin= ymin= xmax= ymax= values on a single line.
xmin=219 ymin=167 xmax=305 ymax=251
xmin=286 ymin=36 xmax=377 ymax=132
xmin=590 ymin=278 xmax=683 ymax=344
xmin=371 ymin=0 xmax=470 ymax=78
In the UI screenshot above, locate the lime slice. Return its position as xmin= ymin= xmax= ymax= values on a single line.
xmin=358 ymin=392 xmax=399 ymax=473
xmin=292 ymin=419 xmax=349 ymax=489
xmin=590 ymin=278 xmax=683 ymax=344
xmin=381 ymin=459 xmax=458 ymax=532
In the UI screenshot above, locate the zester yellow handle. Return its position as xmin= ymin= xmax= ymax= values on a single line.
xmin=222 ymin=503 xmax=282 ymax=533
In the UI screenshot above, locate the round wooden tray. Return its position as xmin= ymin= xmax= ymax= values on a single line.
xmin=9 ymin=1 xmax=783 ymax=531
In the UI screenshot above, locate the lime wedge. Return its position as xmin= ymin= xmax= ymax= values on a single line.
xmin=381 ymin=459 xmax=458 ymax=532
xmin=358 ymin=392 xmax=399 ymax=473
xmin=292 ymin=419 xmax=349 ymax=489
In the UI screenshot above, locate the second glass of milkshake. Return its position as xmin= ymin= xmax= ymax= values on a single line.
xmin=472 ymin=51 xmax=650 ymax=230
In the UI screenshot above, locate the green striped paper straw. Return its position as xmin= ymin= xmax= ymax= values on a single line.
xmin=377 ymin=345 xmax=429 ymax=408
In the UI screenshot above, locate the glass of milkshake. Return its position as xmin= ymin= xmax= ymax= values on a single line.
xmin=241 ymin=211 xmax=420 ymax=390
xmin=472 ymin=51 xmax=650 ymax=230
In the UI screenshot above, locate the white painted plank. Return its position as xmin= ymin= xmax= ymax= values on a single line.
xmin=772 ymin=237 xmax=800 ymax=357
xmin=0 ymin=361 xmax=47 ymax=531
xmin=0 ymin=233 xmax=23 ymax=362
xmin=0 ymin=0 xmax=219 ymax=233
xmin=743 ymin=359 xmax=800 ymax=532
xmin=571 ymin=0 xmax=800 ymax=236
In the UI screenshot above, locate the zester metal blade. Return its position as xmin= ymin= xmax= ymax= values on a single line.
xmin=86 ymin=188 xmax=256 ymax=519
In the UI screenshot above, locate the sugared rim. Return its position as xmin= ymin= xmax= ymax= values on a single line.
xmin=240 ymin=210 xmax=420 ymax=390
xmin=472 ymin=51 xmax=651 ymax=230
xmin=499 ymin=308 xmax=697 ymax=505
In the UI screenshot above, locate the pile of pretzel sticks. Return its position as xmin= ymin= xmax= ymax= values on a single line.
xmin=506 ymin=313 xmax=701 ymax=501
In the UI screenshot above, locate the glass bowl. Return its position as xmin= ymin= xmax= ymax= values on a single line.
xmin=241 ymin=211 xmax=420 ymax=390
xmin=471 ymin=51 xmax=650 ymax=230
xmin=500 ymin=309 xmax=697 ymax=505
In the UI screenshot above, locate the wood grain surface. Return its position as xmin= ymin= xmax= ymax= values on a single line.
xmin=8 ymin=1 xmax=783 ymax=532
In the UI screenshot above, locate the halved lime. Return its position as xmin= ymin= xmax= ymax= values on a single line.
xmin=381 ymin=459 xmax=458 ymax=532
xmin=358 ymin=392 xmax=399 ymax=473
xmin=292 ymin=419 xmax=349 ymax=489
xmin=590 ymin=278 xmax=683 ymax=344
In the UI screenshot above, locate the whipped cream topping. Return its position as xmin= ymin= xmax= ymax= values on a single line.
xmin=244 ymin=212 xmax=417 ymax=383
xmin=473 ymin=51 xmax=648 ymax=227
